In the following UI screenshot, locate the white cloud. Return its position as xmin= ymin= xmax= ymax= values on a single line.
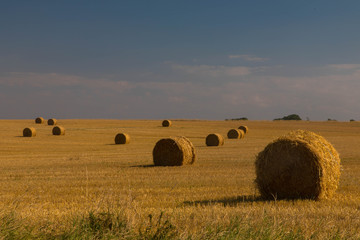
xmin=0 ymin=72 xmax=82 ymax=87
xmin=326 ymin=64 xmax=360 ymax=70
xmin=171 ymin=64 xmax=251 ymax=77
xmin=228 ymin=54 xmax=268 ymax=62
xmin=0 ymin=72 xmax=132 ymax=92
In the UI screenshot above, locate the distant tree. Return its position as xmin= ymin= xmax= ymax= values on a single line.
xmin=225 ymin=117 xmax=248 ymax=121
xmin=350 ymin=119 xmax=356 ymax=122
xmin=327 ymin=118 xmax=337 ymax=121
xmin=274 ymin=114 xmax=302 ymax=121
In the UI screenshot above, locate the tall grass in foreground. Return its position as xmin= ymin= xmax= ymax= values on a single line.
xmin=0 ymin=210 xmax=356 ymax=240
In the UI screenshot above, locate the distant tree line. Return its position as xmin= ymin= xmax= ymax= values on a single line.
xmin=225 ymin=117 xmax=248 ymax=121
xmin=225 ymin=115 xmax=357 ymax=122
xmin=274 ymin=114 xmax=302 ymax=121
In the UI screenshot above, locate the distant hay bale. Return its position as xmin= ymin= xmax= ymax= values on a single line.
xmin=227 ymin=129 xmax=244 ymax=139
xmin=238 ymin=125 xmax=249 ymax=134
xmin=255 ymin=129 xmax=341 ymax=200
xmin=35 ymin=117 xmax=44 ymax=124
xmin=23 ymin=127 xmax=36 ymax=137
xmin=114 ymin=133 xmax=130 ymax=144
xmin=238 ymin=129 xmax=245 ymax=138
xmin=162 ymin=120 xmax=172 ymax=127
xmin=48 ymin=118 xmax=57 ymax=125
xmin=52 ymin=126 xmax=65 ymax=135
xmin=153 ymin=136 xmax=196 ymax=166
xmin=206 ymin=133 xmax=224 ymax=146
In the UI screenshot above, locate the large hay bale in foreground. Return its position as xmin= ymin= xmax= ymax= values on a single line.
xmin=115 ymin=133 xmax=130 ymax=144
xmin=153 ymin=136 xmax=196 ymax=166
xmin=227 ymin=129 xmax=244 ymax=139
xmin=52 ymin=126 xmax=65 ymax=135
xmin=48 ymin=118 xmax=57 ymax=125
xmin=23 ymin=127 xmax=36 ymax=137
xmin=35 ymin=117 xmax=44 ymax=124
xmin=206 ymin=133 xmax=224 ymax=146
xmin=162 ymin=120 xmax=172 ymax=127
xmin=255 ymin=130 xmax=341 ymax=200
xmin=238 ymin=125 xmax=249 ymax=134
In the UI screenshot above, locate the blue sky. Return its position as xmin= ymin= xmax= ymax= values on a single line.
xmin=1 ymin=1 xmax=360 ymax=120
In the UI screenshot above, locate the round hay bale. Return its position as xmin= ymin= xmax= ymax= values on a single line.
xmin=48 ymin=118 xmax=57 ymax=125
xmin=153 ymin=136 xmax=196 ymax=166
xmin=23 ymin=127 xmax=36 ymax=137
xmin=255 ymin=130 xmax=341 ymax=200
xmin=238 ymin=125 xmax=248 ymax=134
xmin=52 ymin=126 xmax=65 ymax=135
xmin=35 ymin=117 xmax=44 ymax=124
xmin=162 ymin=120 xmax=172 ymax=127
xmin=114 ymin=133 xmax=130 ymax=144
xmin=238 ymin=129 xmax=245 ymax=139
xmin=206 ymin=133 xmax=224 ymax=146
xmin=227 ymin=129 xmax=244 ymax=139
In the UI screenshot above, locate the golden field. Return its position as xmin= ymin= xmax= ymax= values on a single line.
xmin=0 ymin=119 xmax=360 ymax=239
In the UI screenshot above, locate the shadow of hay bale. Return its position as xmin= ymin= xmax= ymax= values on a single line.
xmin=182 ymin=195 xmax=265 ymax=207
xmin=129 ymin=164 xmax=157 ymax=168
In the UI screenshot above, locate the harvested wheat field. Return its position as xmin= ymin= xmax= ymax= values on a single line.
xmin=1 ymin=119 xmax=360 ymax=239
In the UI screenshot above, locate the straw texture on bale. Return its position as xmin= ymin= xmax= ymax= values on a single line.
xmin=227 ymin=129 xmax=244 ymax=139
xmin=153 ymin=136 xmax=196 ymax=166
xmin=115 ymin=133 xmax=130 ymax=144
xmin=35 ymin=117 xmax=44 ymax=124
xmin=238 ymin=125 xmax=249 ymax=134
xmin=48 ymin=118 xmax=57 ymax=125
xmin=23 ymin=127 xmax=36 ymax=137
xmin=52 ymin=126 xmax=65 ymax=135
xmin=162 ymin=120 xmax=172 ymax=127
xmin=255 ymin=129 xmax=341 ymax=200
xmin=206 ymin=133 xmax=224 ymax=146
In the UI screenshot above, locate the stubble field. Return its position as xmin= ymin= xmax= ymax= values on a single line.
xmin=0 ymin=119 xmax=360 ymax=239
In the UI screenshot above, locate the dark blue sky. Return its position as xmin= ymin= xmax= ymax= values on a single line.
xmin=1 ymin=1 xmax=360 ymax=120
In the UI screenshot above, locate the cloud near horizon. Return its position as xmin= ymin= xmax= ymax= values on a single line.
xmin=325 ymin=64 xmax=360 ymax=70
xmin=1 ymin=61 xmax=360 ymax=121
xmin=171 ymin=63 xmax=251 ymax=77
xmin=228 ymin=54 xmax=269 ymax=62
